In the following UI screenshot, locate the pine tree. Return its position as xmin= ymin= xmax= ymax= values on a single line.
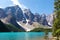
xmin=53 ymin=0 xmax=60 ymax=40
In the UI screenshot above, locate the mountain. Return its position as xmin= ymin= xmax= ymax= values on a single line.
xmin=23 ymin=9 xmax=34 ymax=25
xmin=0 ymin=5 xmax=25 ymax=31
xmin=0 ymin=5 xmax=53 ymax=31
xmin=0 ymin=20 xmax=25 ymax=32
xmin=40 ymin=14 xmax=48 ymax=25
xmin=23 ymin=9 xmax=48 ymax=26
xmin=46 ymin=14 xmax=53 ymax=26
xmin=0 ymin=8 xmax=6 ymax=18
xmin=5 ymin=5 xmax=24 ymax=21
xmin=0 ymin=20 xmax=10 ymax=32
xmin=34 ymin=13 xmax=41 ymax=22
xmin=23 ymin=9 xmax=34 ymax=21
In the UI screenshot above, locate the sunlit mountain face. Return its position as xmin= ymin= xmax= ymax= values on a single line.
xmin=0 ymin=5 xmax=53 ymax=31
xmin=0 ymin=5 xmax=47 ymax=25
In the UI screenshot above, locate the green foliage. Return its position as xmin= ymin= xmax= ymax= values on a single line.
xmin=0 ymin=20 xmax=10 ymax=32
xmin=54 ymin=0 xmax=60 ymax=10
xmin=53 ymin=19 xmax=60 ymax=29
xmin=56 ymin=29 xmax=60 ymax=35
xmin=0 ymin=20 xmax=25 ymax=32
xmin=53 ymin=0 xmax=60 ymax=39
xmin=30 ymin=28 xmax=43 ymax=32
xmin=30 ymin=28 xmax=52 ymax=32
xmin=5 ymin=24 xmax=25 ymax=32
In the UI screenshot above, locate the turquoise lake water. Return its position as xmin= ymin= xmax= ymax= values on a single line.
xmin=0 ymin=32 xmax=52 ymax=40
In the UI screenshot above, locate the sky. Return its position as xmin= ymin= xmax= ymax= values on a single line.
xmin=0 ymin=0 xmax=54 ymax=15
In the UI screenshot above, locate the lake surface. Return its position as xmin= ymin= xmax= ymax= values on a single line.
xmin=0 ymin=32 xmax=52 ymax=40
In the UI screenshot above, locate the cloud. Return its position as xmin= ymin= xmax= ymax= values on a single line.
xmin=0 ymin=6 xmax=2 ymax=8
xmin=11 ymin=0 xmax=28 ymax=10
xmin=0 ymin=6 xmax=3 ymax=8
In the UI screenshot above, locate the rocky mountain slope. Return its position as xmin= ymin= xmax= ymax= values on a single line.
xmin=0 ymin=5 xmax=53 ymax=31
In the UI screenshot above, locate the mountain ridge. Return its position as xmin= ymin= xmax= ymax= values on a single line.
xmin=0 ymin=5 xmax=53 ymax=31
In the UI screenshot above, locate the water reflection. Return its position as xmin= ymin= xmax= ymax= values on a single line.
xmin=25 ymin=32 xmax=29 ymax=40
xmin=0 ymin=32 xmax=51 ymax=40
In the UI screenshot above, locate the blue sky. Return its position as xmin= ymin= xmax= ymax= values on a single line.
xmin=0 ymin=0 xmax=54 ymax=15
